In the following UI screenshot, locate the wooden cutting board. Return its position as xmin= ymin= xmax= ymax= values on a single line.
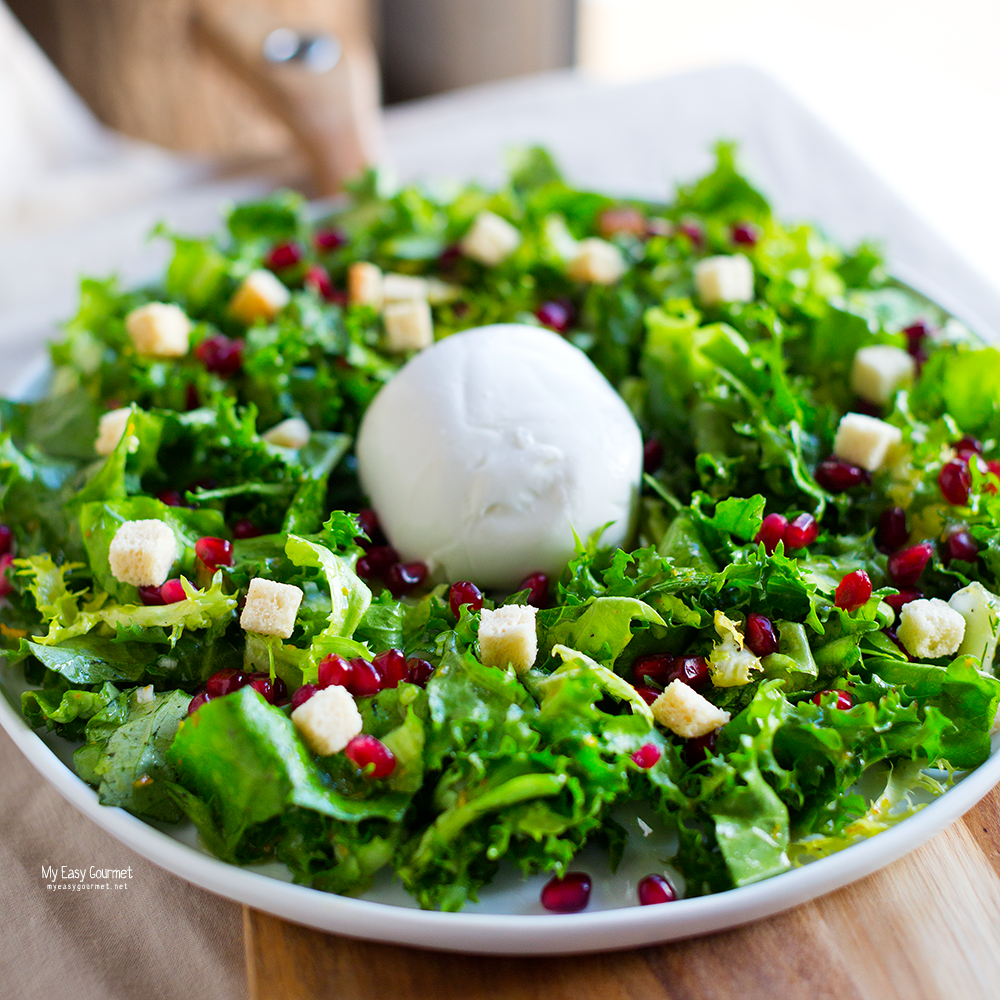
xmin=243 ymin=785 xmax=1000 ymax=1000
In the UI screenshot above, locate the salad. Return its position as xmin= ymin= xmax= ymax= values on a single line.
xmin=3 ymin=144 xmax=1000 ymax=913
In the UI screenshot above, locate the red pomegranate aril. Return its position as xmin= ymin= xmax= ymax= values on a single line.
xmin=756 ymin=513 xmax=788 ymax=555
xmin=158 ymin=489 xmax=185 ymax=507
xmin=812 ymin=689 xmax=852 ymax=710
xmin=304 ymin=264 xmax=335 ymax=300
xmin=954 ymin=436 xmax=983 ymax=456
xmin=633 ymin=685 xmax=660 ymax=706
xmin=598 ymin=206 xmax=647 ymax=238
xmin=878 ymin=506 xmax=909 ymax=553
xmin=362 ymin=545 xmax=399 ymax=576
xmin=945 ymin=528 xmax=979 ymax=563
xmin=185 ymin=384 xmax=200 ymax=411
xmin=519 ymin=572 xmax=551 ymax=608
xmin=187 ymin=690 xmax=211 ymax=715
xmin=631 ymin=743 xmax=662 ymax=769
xmin=745 ymin=613 xmax=779 ymax=656
xmin=884 ymin=589 xmax=921 ymax=615
xmin=784 ymin=513 xmax=818 ymax=549
xmin=685 ymin=730 xmax=718 ymax=766
xmin=667 ymin=655 xmax=711 ymax=691
xmin=195 ymin=536 xmax=234 ymax=570
xmin=249 ymin=673 xmax=287 ymax=704
xmin=318 ymin=655 xmax=354 ymax=689
xmin=449 ymin=580 xmax=484 ymax=618
xmin=643 ymin=438 xmax=664 ymax=474
xmin=344 ymin=735 xmax=396 ymax=778
xmin=196 ymin=334 xmax=244 ymax=377
xmin=438 ymin=243 xmax=463 ymax=273
xmin=535 ymin=300 xmax=572 ymax=333
xmin=265 ymin=241 xmax=304 ymax=270
xmin=939 ymin=460 xmax=971 ymax=505
xmin=903 ymin=319 xmax=931 ymax=356
xmin=0 ymin=553 xmax=14 ymax=597
xmin=290 ymin=683 xmax=319 ymax=710
xmin=232 ymin=519 xmax=263 ymax=539
xmin=356 ymin=508 xmax=384 ymax=546
xmin=372 ymin=648 xmax=409 ymax=688
xmin=638 ymin=873 xmax=677 ymax=905
xmin=0 ymin=524 xmax=12 ymax=555
xmin=138 ymin=585 xmax=165 ymax=606
xmin=314 ymin=227 xmax=346 ymax=252
xmin=679 ymin=221 xmax=704 ymax=248
xmin=632 ymin=654 xmax=674 ymax=686
xmin=887 ymin=541 xmax=934 ymax=587
xmin=731 ymin=222 xmax=759 ymax=247
xmin=835 ymin=570 xmax=872 ymax=611
xmin=159 ymin=578 xmax=187 ymax=604
xmin=541 ymin=872 xmax=592 ymax=913
xmin=346 ymin=658 xmax=383 ymax=697
xmin=207 ymin=668 xmax=248 ymax=697
xmin=385 ymin=561 xmax=427 ymax=597
xmin=406 ymin=657 xmax=435 ymax=685
xmin=815 ymin=457 xmax=870 ymax=493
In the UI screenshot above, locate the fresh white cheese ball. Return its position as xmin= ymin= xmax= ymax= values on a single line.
xmin=355 ymin=324 xmax=643 ymax=588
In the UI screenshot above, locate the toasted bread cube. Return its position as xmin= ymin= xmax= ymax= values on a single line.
xmin=240 ymin=578 xmax=304 ymax=638
xmin=383 ymin=299 xmax=434 ymax=352
xmin=382 ymin=272 xmax=429 ymax=302
xmin=833 ymin=412 xmax=903 ymax=472
xmin=693 ymin=254 xmax=755 ymax=305
xmin=567 ymin=238 xmax=627 ymax=284
xmin=898 ymin=598 xmax=966 ymax=660
xmin=348 ymin=262 xmax=383 ymax=307
xmin=851 ymin=345 xmax=916 ymax=405
xmin=460 ymin=210 xmax=521 ymax=266
xmin=651 ymin=680 xmax=730 ymax=739
xmin=262 ymin=417 xmax=311 ymax=449
xmin=125 ymin=302 xmax=191 ymax=357
xmin=95 ymin=407 xmax=135 ymax=457
xmin=229 ymin=269 xmax=291 ymax=324
xmin=292 ymin=685 xmax=363 ymax=756
xmin=108 ymin=519 xmax=178 ymax=587
xmin=478 ymin=604 xmax=537 ymax=673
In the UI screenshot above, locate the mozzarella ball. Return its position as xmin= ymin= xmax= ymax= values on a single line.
xmin=355 ymin=324 xmax=643 ymax=589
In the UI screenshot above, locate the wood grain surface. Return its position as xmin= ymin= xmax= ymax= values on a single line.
xmin=243 ymin=785 xmax=1000 ymax=1000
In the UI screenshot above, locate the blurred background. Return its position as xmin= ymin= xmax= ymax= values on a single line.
xmin=3 ymin=0 xmax=999 ymax=285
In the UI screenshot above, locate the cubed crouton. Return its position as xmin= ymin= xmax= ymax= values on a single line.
xmin=567 ymin=238 xmax=627 ymax=284
xmin=850 ymin=344 xmax=915 ymax=405
xmin=382 ymin=272 xmax=429 ymax=302
xmin=693 ymin=254 xmax=755 ymax=305
xmin=125 ymin=302 xmax=191 ymax=357
xmin=383 ymin=299 xmax=434 ymax=352
xmin=108 ymin=519 xmax=178 ymax=587
xmin=229 ymin=269 xmax=291 ymax=324
xmin=833 ymin=412 xmax=903 ymax=472
xmin=95 ymin=407 xmax=135 ymax=457
xmin=897 ymin=598 xmax=966 ymax=660
xmin=460 ymin=210 xmax=521 ymax=266
xmin=651 ymin=680 xmax=730 ymax=738
xmin=262 ymin=417 xmax=311 ymax=449
xmin=240 ymin=578 xmax=304 ymax=638
xmin=478 ymin=604 xmax=537 ymax=672
xmin=292 ymin=686 xmax=363 ymax=756
xmin=348 ymin=262 xmax=383 ymax=307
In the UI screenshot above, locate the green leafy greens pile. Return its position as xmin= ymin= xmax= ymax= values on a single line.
xmin=4 ymin=144 xmax=1000 ymax=911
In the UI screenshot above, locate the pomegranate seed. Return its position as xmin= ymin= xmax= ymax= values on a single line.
xmin=638 ymin=873 xmax=677 ymax=905
xmin=685 ymin=730 xmax=717 ymax=766
xmin=939 ymin=460 xmax=971 ymax=505
xmin=265 ymin=241 xmax=303 ymax=270
xmin=598 ymin=206 xmax=647 ymax=238
xmin=519 ymin=572 xmax=550 ymax=608
xmin=540 ymin=872 xmax=592 ymax=913
xmin=304 ymin=264 xmax=335 ymax=300
xmin=290 ymin=683 xmax=319 ymax=710
xmin=159 ymin=578 xmax=187 ymax=604
xmin=745 ymin=613 xmax=779 ymax=656
xmin=249 ymin=673 xmax=287 ymax=704
xmin=756 ymin=513 xmax=788 ymax=555
xmin=138 ymin=585 xmax=165 ymax=606
xmin=196 ymin=334 xmax=244 ymax=376
xmin=314 ymin=228 xmax=346 ymax=251
xmin=346 ymin=658 xmax=383 ymax=697
xmin=631 ymin=743 xmax=662 ymax=769
xmin=437 ymin=243 xmax=463 ymax=274
xmin=884 ymin=589 xmax=921 ymax=616
xmin=0 ymin=553 xmax=14 ymax=597
xmin=185 ymin=384 xmax=200 ymax=411
xmin=633 ymin=685 xmax=660 ymax=706
xmin=206 ymin=668 xmax=250 ymax=697
xmin=679 ymin=221 xmax=704 ymax=248
xmin=187 ymin=690 xmax=211 ymax=715
xmin=784 ymin=513 xmax=818 ymax=550
xmin=878 ymin=506 xmax=909 ymax=553
xmin=903 ymin=320 xmax=931 ymax=356
xmin=372 ymin=648 xmax=409 ymax=688
xmin=632 ymin=654 xmax=673 ymax=686
xmin=318 ymin=654 xmax=354 ymax=689
xmin=356 ymin=508 xmax=384 ymax=546
xmin=954 ymin=436 xmax=983 ymax=456
xmin=0 ymin=524 xmax=12 ymax=555
xmin=535 ymin=300 xmax=572 ymax=333
xmin=945 ymin=527 xmax=978 ymax=563
xmin=158 ymin=489 xmax=185 ymax=507
xmin=195 ymin=536 xmax=234 ymax=570
xmin=812 ymin=689 xmax=852 ymax=710
xmin=405 ymin=657 xmax=435 ymax=686
xmin=643 ymin=438 xmax=664 ymax=473
xmin=385 ymin=561 xmax=427 ymax=597
xmin=731 ymin=222 xmax=759 ymax=247
xmin=815 ymin=457 xmax=870 ymax=492
xmin=835 ymin=570 xmax=872 ymax=611
xmin=357 ymin=545 xmax=398 ymax=579
xmin=667 ymin=655 xmax=710 ymax=691
xmin=344 ymin=734 xmax=396 ymax=778
xmin=449 ymin=581 xmax=484 ymax=618
xmin=232 ymin=519 xmax=263 ymax=539
xmin=888 ymin=541 xmax=934 ymax=587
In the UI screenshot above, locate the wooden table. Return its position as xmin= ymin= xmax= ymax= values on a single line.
xmin=241 ymin=784 xmax=1000 ymax=1000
